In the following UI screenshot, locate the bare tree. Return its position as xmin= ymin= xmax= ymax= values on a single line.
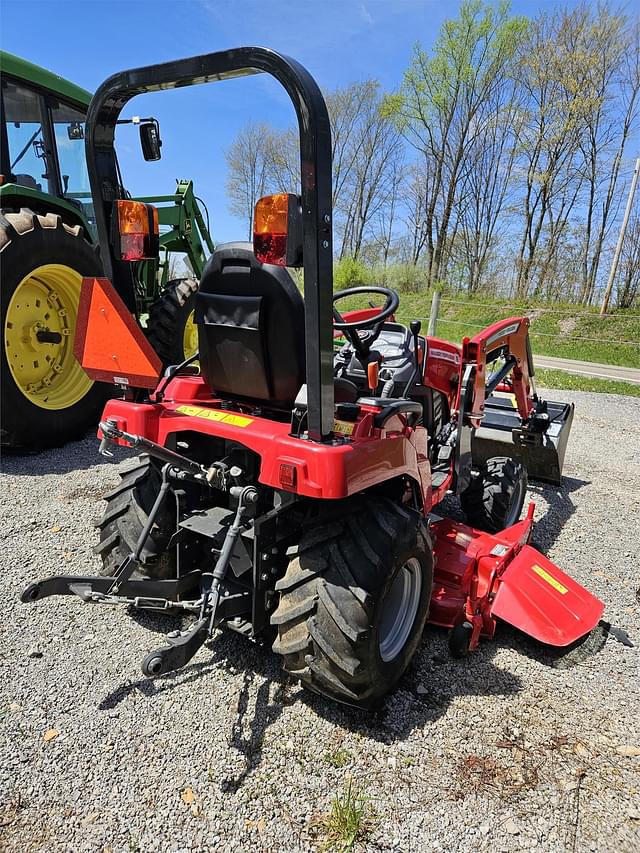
xmin=512 ymin=9 xmax=598 ymax=297
xmin=456 ymin=81 xmax=522 ymax=293
xmin=337 ymin=83 xmax=404 ymax=259
xmin=225 ymin=123 xmax=273 ymax=239
xmin=616 ymin=212 xmax=640 ymax=308
xmin=577 ymin=10 xmax=640 ymax=304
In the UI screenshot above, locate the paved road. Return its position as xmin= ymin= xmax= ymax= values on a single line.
xmin=534 ymin=354 xmax=640 ymax=385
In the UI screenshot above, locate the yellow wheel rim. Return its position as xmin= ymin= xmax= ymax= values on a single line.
xmin=4 ymin=263 xmax=93 ymax=410
xmin=182 ymin=309 xmax=198 ymax=360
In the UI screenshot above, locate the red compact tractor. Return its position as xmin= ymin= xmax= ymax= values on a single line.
xmin=22 ymin=48 xmax=604 ymax=707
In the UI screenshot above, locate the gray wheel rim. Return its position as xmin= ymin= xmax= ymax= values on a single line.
xmin=504 ymin=476 xmax=525 ymax=526
xmin=379 ymin=557 xmax=422 ymax=663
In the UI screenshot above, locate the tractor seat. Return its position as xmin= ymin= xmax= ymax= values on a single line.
xmin=196 ymin=243 xmax=306 ymax=409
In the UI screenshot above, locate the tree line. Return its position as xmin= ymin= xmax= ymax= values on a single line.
xmin=225 ymin=1 xmax=640 ymax=308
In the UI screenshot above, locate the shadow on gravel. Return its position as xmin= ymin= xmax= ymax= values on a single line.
xmin=302 ymin=626 xmax=523 ymax=743
xmin=97 ymin=629 xmax=292 ymax=791
xmin=527 ymin=475 xmax=589 ymax=552
xmin=0 ymin=434 xmax=135 ymax=476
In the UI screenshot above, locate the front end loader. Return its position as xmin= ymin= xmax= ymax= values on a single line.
xmin=21 ymin=47 xmax=605 ymax=708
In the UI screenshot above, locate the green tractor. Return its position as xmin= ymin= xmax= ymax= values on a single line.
xmin=0 ymin=51 xmax=214 ymax=450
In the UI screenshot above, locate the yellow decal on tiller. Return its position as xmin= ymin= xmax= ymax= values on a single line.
xmin=176 ymin=405 xmax=253 ymax=427
xmin=532 ymin=564 xmax=568 ymax=595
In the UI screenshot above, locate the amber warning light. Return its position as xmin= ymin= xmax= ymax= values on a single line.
xmin=114 ymin=199 xmax=159 ymax=261
xmin=253 ymin=193 xmax=303 ymax=267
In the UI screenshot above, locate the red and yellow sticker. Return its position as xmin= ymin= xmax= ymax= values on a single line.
xmin=176 ymin=405 xmax=253 ymax=428
xmin=532 ymin=564 xmax=568 ymax=595
xmin=333 ymin=419 xmax=355 ymax=437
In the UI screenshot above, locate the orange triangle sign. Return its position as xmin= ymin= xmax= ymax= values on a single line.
xmin=74 ymin=277 xmax=162 ymax=388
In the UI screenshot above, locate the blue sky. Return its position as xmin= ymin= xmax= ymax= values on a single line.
xmin=3 ymin=0 xmax=586 ymax=243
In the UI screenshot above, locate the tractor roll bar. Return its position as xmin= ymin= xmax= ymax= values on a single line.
xmin=84 ymin=47 xmax=335 ymax=440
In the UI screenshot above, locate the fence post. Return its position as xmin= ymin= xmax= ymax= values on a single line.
xmin=428 ymin=291 xmax=441 ymax=337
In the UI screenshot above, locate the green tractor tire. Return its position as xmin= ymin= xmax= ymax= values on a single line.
xmin=1 ymin=208 xmax=108 ymax=450
xmin=146 ymin=277 xmax=199 ymax=368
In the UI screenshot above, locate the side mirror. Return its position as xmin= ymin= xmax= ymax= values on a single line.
xmin=139 ymin=120 xmax=162 ymax=161
xmin=253 ymin=193 xmax=303 ymax=267
xmin=67 ymin=122 xmax=84 ymax=140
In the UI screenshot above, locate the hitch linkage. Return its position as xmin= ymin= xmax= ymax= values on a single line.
xmin=141 ymin=485 xmax=258 ymax=677
xmin=23 ymin=423 xmax=259 ymax=678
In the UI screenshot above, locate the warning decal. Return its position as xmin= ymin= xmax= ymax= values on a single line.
xmin=176 ymin=405 xmax=253 ymax=427
xmin=532 ymin=564 xmax=568 ymax=595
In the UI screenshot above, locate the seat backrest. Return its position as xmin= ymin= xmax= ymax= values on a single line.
xmin=195 ymin=242 xmax=305 ymax=407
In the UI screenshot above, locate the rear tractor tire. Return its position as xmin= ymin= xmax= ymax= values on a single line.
xmin=1 ymin=208 xmax=108 ymax=449
xmin=94 ymin=455 xmax=176 ymax=579
xmin=146 ymin=277 xmax=199 ymax=367
xmin=271 ymin=498 xmax=434 ymax=708
xmin=460 ymin=456 xmax=527 ymax=533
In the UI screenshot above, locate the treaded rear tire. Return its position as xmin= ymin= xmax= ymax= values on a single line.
xmin=460 ymin=456 xmax=527 ymax=533
xmin=1 ymin=207 xmax=108 ymax=449
xmin=271 ymin=498 xmax=433 ymax=708
xmin=146 ymin=277 xmax=199 ymax=367
xmin=94 ymin=455 xmax=176 ymax=578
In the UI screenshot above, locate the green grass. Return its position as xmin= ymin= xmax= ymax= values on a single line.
xmin=406 ymin=295 xmax=639 ymax=368
xmin=333 ymin=289 xmax=639 ymax=368
xmin=323 ymin=747 xmax=353 ymax=768
xmin=535 ymin=368 xmax=640 ymax=397
xmin=319 ymin=779 xmax=373 ymax=852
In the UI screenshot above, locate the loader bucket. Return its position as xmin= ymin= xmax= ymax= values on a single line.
xmin=491 ymin=544 xmax=604 ymax=646
xmin=472 ymin=394 xmax=574 ymax=485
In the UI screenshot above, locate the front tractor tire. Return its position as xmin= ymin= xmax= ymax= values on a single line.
xmin=1 ymin=208 xmax=107 ymax=450
xmin=146 ymin=277 xmax=199 ymax=367
xmin=271 ymin=499 xmax=433 ymax=708
xmin=460 ymin=456 xmax=527 ymax=533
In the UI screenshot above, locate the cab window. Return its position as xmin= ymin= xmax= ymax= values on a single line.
xmin=2 ymin=79 xmax=54 ymax=193
xmin=49 ymin=101 xmax=90 ymax=200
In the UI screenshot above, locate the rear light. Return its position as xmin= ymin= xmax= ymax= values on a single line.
xmin=114 ymin=199 xmax=159 ymax=261
xmin=253 ymin=193 xmax=303 ymax=267
xmin=279 ymin=463 xmax=297 ymax=489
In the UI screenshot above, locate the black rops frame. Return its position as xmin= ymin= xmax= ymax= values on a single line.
xmin=84 ymin=46 xmax=335 ymax=440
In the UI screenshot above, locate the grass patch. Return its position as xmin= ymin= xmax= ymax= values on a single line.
xmin=318 ymin=778 xmax=373 ymax=851
xmin=535 ymin=368 xmax=640 ymax=397
xmin=332 ymin=289 xmax=640 ymax=368
xmin=323 ymin=747 xmax=353 ymax=768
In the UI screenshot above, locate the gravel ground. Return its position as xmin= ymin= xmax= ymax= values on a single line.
xmin=1 ymin=389 xmax=639 ymax=853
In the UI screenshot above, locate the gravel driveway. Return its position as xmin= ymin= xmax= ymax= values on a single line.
xmin=1 ymin=389 xmax=639 ymax=853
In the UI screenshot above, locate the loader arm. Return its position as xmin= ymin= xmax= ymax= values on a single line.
xmin=453 ymin=316 xmax=574 ymax=486
xmin=136 ymin=179 xmax=215 ymax=282
xmin=459 ymin=316 xmax=535 ymax=429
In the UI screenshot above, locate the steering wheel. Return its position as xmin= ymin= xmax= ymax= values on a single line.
xmin=332 ymin=286 xmax=399 ymax=361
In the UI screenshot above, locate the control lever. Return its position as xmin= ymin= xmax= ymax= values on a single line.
xmin=410 ymin=320 xmax=422 ymax=378
xmin=402 ymin=320 xmax=423 ymax=397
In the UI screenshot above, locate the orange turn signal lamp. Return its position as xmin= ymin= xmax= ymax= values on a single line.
xmin=113 ymin=199 xmax=159 ymax=261
xmin=253 ymin=193 xmax=303 ymax=267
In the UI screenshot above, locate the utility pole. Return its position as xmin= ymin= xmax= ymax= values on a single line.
xmin=428 ymin=291 xmax=441 ymax=336
xmin=601 ymin=157 xmax=640 ymax=316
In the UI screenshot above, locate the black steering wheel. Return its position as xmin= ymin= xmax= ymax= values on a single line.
xmin=333 ymin=286 xmax=399 ymax=361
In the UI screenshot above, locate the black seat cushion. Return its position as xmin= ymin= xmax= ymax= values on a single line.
xmin=195 ymin=243 xmax=305 ymax=407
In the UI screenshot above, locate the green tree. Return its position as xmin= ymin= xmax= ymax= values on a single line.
xmin=386 ymin=0 xmax=528 ymax=286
